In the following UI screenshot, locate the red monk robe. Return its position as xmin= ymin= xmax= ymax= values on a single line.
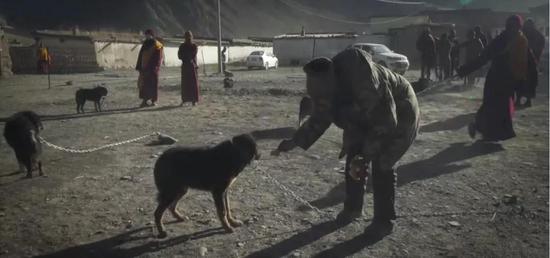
xmin=178 ymin=31 xmax=200 ymax=105
xmin=136 ymin=38 xmax=163 ymax=106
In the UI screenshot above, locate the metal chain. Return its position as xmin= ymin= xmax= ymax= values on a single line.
xmin=38 ymin=132 xmax=160 ymax=154
xmin=252 ymin=163 xmax=334 ymax=220
xmin=416 ymin=76 xmax=459 ymax=97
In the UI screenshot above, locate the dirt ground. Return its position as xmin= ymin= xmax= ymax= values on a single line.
xmin=0 ymin=66 xmax=548 ymax=258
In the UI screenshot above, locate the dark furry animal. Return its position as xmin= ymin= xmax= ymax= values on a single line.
xmin=75 ymin=86 xmax=108 ymax=113
xmin=153 ymin=134 xmax=260 ymax=238
xmin=298 ymin=96 xmax=313 ymax=127
xmin=3 ymin=111 xmax=44 ymax=178
xmin=223 ymin=77 xmax=234 ymax=88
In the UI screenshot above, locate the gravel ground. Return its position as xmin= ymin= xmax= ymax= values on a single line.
xmin=0 ymin=66 xmax=548 ymax=258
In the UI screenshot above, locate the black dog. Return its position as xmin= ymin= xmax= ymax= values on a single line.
xmin=153 ymin=134 xmax=260 ymax=238
xmin=75 ymin=86 xmax=108 ymax=113
xmin=3 ymin=111 xmax=44 ymax=178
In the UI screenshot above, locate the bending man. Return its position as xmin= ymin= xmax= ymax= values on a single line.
xmin=273 ymin=48 xmax=420 ymax=236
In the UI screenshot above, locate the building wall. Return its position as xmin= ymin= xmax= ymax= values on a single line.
xmin=95 ymin=41 xmax=140 ymax=69
xmin=274 ymin=37 xmax=357 ymax=66
xmin=11 ymin=36 xmax=101 ymax=74
xmin=0 ymin=32 xmax=13 ymax=77
xmin=97 ymin=42 xmax=272 ymax=69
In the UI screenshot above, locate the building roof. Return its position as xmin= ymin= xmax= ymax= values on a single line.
xmin=274 ymin=32 xmax=358 ymax=40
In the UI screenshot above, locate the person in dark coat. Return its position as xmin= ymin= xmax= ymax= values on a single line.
xmin=449 ymin=29 xmax=460 ymax=76
xmin=474 ymin=26 xmax=488 ymax=47
xmin=437 ymin=33 xmax=452 ymax=81
xmin=272 ymin=48 xmax=420 ymax=237
xmin=416 ymin=28 xmax=437 ymax=80
xmin=458 ymin=15 xmax=536 ymax=141
xmin=459 ymin=30 xmax=484 ymax=87
xmin=518 ymin=18 xmax=545 ymax=107
xmin=136 ymin=29 xmax=164 ymax=107
xmin=178 ymin=31 xmax=200 ymax=106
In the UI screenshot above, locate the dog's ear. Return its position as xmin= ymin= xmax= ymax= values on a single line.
xmin=303 ymin=57 xmax=333 ymax=75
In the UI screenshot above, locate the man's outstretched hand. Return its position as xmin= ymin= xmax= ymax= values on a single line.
xmin=271 ymin=139 xmax=297 ymax=156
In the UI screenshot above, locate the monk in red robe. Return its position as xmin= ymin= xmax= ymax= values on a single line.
xmin=136 ymin=29 xmax=163 ymax=107
xmin=459 ymin=15 xmax=536 ymax=141
xmin=178 ymin=31 xmax=200 ymax=106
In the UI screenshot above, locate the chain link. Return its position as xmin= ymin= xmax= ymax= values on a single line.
xmin=416 ymin=76 xmax=459 ymax=97
xmin=38 ymin=132 xmax=160 ymax=154
xmin=252 ymin=163 xmax=334 ymax=220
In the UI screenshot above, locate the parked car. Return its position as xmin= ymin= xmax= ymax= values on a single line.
xmin=350 ymin=43 xmax=409 ymax=75
xmin=246 ymin=51 xmax=278 ymax=70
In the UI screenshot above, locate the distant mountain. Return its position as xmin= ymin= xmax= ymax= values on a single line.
xmin=0 ymin=0 xmax=546 ymax=38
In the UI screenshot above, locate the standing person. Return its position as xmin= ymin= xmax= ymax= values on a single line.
xmin=416 ymin=28 xmax=437 ymax=80
xmin=437 ymin=33 xmax=452 ymax=81
xmin=449 ymin=29 xmax=460 ymax=76
xmin=272 ymin=48 xmax=420 ymax=237
xmin=518 ymin=18 xmax=545 ymax=107
xmin=474 ymin=26 xmax=488 ymax=47
xmin=36 ymin=40 xmax=51 ymax=74
xmin=458 ymin=15 xmax=534 ymax=141
xmin=221 ymin=46 xmax=228 ymax=72
xmin=136 ymin=29 xmax=163 ymax=107
xmin=460 ymin=30 xmax=484 ymax=87
xmin=178 ymin=31 xmax=200 ymax=106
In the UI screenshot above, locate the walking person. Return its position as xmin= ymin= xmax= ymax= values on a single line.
xmin=460 ymin=30 xmax=484 ymax=87
xmin=459 ymin=15 xmax=536 ymax=141
xmin=136 ymin=29 xmax=163 ymax=107
xmin=416 ymin=28 xmax=437 ymax=80
xmin=437 ymin=33 xmax=452 ymax=81
xmin=517 ymin=18 xmax=545 ymax=107
xmin=272 ymin=48 xmax=420 ymax=238
xmin=178 ymin=31 xmax=200 ymax=106
xmin=36 ymin=40 xmax=51 ymax=74
xmin=449 ymin=29 xmax=460 ymax=76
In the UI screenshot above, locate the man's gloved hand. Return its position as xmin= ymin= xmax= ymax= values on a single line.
xmin=271 ymin=139 xmax=297 ymax=156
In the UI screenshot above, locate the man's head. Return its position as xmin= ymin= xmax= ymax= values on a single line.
xmin=144 ymin=29 xmax=155 ymax=40
xmin=524 ymin=18 xmax=536 ymax=31
xmin=505 ymin=15 xmax=523 ymax=33
xmin=303 ymin=57 xmax=336 ymax=112
xmin=474 ymin=26 xmax=482 ymax=33
xmin=184 ymin=30 xmax=193 ymax=43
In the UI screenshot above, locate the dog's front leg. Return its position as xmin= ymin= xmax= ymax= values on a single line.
xmin=224 ymin=191 xmax=242 ymax=227
xmin=213 ymin=190 xmax=233 ymax=233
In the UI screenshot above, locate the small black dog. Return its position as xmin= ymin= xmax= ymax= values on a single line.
xmin=153 ymin=134 xmax=260 ymax=238
xmin=75 ymin=86 xmax=108 ymax=113
xmin=3 ymin=111 xmax=44 ymax=178
xmin=223 ymin=77 xmax=234 ymax=88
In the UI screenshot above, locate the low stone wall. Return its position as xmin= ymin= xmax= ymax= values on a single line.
xmin=10 ymin=36 xmax=273 ymax=73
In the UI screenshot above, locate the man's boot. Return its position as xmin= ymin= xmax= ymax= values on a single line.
xmin=366 ymin=165 xmax=396 ymax=237
xmin=336 ymin=155 xmax=366 ymax=224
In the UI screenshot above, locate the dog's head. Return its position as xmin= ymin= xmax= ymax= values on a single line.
xmin=96 ymin=86 xmax=108 ymax=97
xmin=21 ymin=111 xmax=43 ymax=131
xmin=232 ymin=134 xmax=260 ymax=163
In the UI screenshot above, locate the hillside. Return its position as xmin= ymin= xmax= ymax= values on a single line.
xmin=0 ymin=0 xmax=546 ymax=38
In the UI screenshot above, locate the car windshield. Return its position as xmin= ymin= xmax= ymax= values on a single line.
xmin=250 ymin=51 xmax=264 ymax=55
xmin=370 ymin=45 xmax=391 ymax=54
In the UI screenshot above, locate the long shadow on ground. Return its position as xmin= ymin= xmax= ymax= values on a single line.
xmin=420 ymin=113 xmax=475 ymax=133
xmin=35 ymin=224 xmax=226 ymax=258
xmin=0 ymin=105 xmax=181 ymax=123
xmin=245 ymin=220 xmax=344 ymax=258
xmin=298 ymin=141 xmax=504 ymax=215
